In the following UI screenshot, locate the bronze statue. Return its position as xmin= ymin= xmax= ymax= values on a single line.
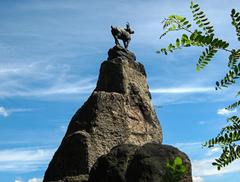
xmin=111 ymin=22 xmax=134 ymax=49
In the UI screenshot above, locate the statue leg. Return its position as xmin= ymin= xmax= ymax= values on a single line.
xmin=124 ymin=40 xmax=129 ymax=49
xmin=123 ymin=41 xmax=127 ymax=49
xmin=113 ymin=36 xmax=120 ymax=45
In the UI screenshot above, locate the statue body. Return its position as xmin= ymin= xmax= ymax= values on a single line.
xmin=111 ymin=23 xmax=134 ymax=49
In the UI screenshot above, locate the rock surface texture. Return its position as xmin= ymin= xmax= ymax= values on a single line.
xmin=43 ymin=45 xmax=163 ymax=182
xmin=88 ymin=143 xmax=192 ymax=182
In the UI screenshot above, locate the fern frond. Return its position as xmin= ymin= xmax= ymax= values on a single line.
xmin=221 ymin=123 xmax=240 ymax=133
xmin=226 ymin=100 xmax=240 ymax=110
xmin=190 ymin=1 xmax=214 ymax=35
xmin=204 ymin=120 xmax=240 ymax=170
xmin=210 ymin=38 xmax=229 ymax=49
xmin=228 ymin=49 xmax=240 ymax=68
xmin=196 ymin=46 xmax=217 ymax=71
xmin=227 ymin=116 xmax=240 ymax=123
xmin=160 ymin=15 xmax=192 ymax=39
xmin=190 ymin=30 xmax=212 ymax=46
xmin=189 ymin=30 xmax=229 ymax=49
xmin=204 ymin=128 xmax=240 ymax=148
xmin=212 ymin=144 xmax=240 ymax=170
xmin=157 ymin=34 xmax=191 ymax=55
xmin=231 ymin=9 xmax=240 ymax=41
xmin=216 ymin=63 xmax=240 ymax=89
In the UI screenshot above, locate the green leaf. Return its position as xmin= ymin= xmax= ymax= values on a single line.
xmin=197 ymin=11 xmax=204 ymax=16
xmin=190 ymin=2 xmax=215 ymax=35
xmin=196 ymin=46 xmax=217 ymax=71
xmin=228 ymin=49 xmax=240 ymax=68
xmin=236 ymin=91 xmax=240 ymax=97
xmin=226 ymin=100 xmax=240 ymax=110
xmin=183 ymin=21 xmax=190 ymax=25
xmin=186 ymin=24 xmax=192 ymax=28
xmin=216 ymin=63 xmax=240 ymax=90
xmin=176 ymin=38 xmax=180 ymax=47
xmin=174 ymin=157 xmax=183 ymax=165
xmin=193 ymin=4 xmax=199 ymax=8
xmin=180 ymin=17 xmax=186 ymax=22
xmin=159 ymin=6 xmax=240 ymax=171
xmin=231 ymin=9 xmax=240 ymax=42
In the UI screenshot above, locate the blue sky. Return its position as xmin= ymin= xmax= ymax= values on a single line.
xmin=0 ymin=0 xmax=239 ymax=182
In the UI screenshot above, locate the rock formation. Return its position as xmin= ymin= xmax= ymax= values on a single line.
xmin=43 ymin=45 xmax=163 ymax=182
xmin=88 ymin=143 xmax=192 ymax=182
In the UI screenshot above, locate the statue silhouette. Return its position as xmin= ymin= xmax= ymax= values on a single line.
xmin=111 ymin=22 xmax=134 ymax=49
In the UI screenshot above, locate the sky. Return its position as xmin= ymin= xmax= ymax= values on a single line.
xmin=0 ymin=0 xmax=239 ymax=182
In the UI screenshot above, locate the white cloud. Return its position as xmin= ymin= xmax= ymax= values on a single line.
xmin=0 ymin=106 xmax=9 ymax=117
xmin=175 ymin=142 xmax=202 ymax=148
xmin=28 ymin=178 xmax=43 ymax=182
xmin=192 ymin=157 xmax=240 ymax=177
xmin=150 ymin=87 xmax=214 ymax=94
xmin=193 ymin=176 xmax=204 ymax=182
xmin=174 ymin=142 xmax=240 ymax=177
xmin=1 ymin=80 xmax=95 ymax=98
xmin=205 ymin=147 xmax=221 ymax=157
xmin=34 ymin=81 xmax=95 ymax=96
xmin=0 ymin=147 xmax=55 ymax=172
xmin=0 ymin=148 xmax=53 ymax=162
xmin=217 ymin=108 xmax=237 ymax=116
xmin=15 ymin=179 xmax=23 ymax=182
xmin=0 ymin=106 xmax=35 ymax=117
xmin=0 ymin=62 xmax=96 ymax=99
xmin=151 ymin=85 xmax=238 ymax=105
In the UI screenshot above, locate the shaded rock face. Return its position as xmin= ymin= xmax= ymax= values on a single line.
xmin=107 ymin=45 xmax=136 ymax=61
xmin=88 ymin=143 xmax=192 ymax=182
xmin=43 ymin=46 xmax=162 ymax=182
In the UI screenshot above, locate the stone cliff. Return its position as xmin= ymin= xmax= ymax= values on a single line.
xmin=43 ymin=45 xmax=163 ymax=182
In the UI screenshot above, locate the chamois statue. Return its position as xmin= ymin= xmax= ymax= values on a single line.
xmin=111 ymin=23 xmax=134 ymax=49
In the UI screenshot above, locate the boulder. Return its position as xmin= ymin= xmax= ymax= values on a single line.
xmin=88 ymin=143 xmax=192 ymax=182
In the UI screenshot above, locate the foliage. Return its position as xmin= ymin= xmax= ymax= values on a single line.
xmin=163 ymin=157 xmax=187 ymax=182
xmin=158 ymin=1 xmax=240 ymax=170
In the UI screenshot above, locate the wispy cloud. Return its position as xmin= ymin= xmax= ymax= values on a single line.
xmin=192 ymin=158 xmax=240 ymax=176
xmin=175 ymin=142 xmax=202 ymax=148
xmin=193 ymin=176 xmax=204 ymax=182
xmin=150 ymin=85 xmax=239 ymax=105
xmin=18 ymin=84 xmax=91 ymax=98
xmin=175 ymin=141 xmax=240 ymax=178
xmin=2 ymin=81 xmax=95 ymax=98
xmin=0 ymin=106 xmax=35 ymax=117
xmin=18 ymin=1 xmax=85 ymax=11
xmin=150 ymin=86 xmax=215 ymax=105
xmin=205 ymin=147 xmax=221 ymax=157
xmin=0 ymin=106 xmax=8 ymax=117
xmin=14 ymin=178 xmax=43 ymax=182
xmin=217 ymin=108 xmax=237 ymax=116
xmin=0 ymin=62 xmax=96 ymax=99
xmin=0 ymin=147 xmax=55 ymax=172
xmin=28 ymin=178 xmax=43 ymax=182
xmin=150 ymin=87 xmax=214 ymax=94
xmin=15 ymin=179 xmax=23 ymax=182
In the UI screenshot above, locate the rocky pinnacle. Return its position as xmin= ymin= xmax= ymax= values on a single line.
xmin=43 ymin=45 xmax=162 ymax=182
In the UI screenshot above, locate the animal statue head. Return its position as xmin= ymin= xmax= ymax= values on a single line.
xmin=111 ymin=23 xmax=134 ymax=49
